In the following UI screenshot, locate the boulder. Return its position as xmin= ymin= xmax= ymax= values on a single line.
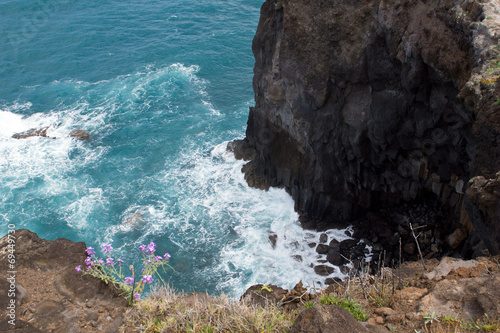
xmin=418 ymin=274 xmax=500 ymax=320
xmin=423 ymin=257 xmax=482 ymax=280
xmin=314 ymin=265 xmax=335 ymax=276
xmin=240 ymin=284 xmax=288 ymax=307
xmin=315 ymin=244 xmax=329 ymax=254
xmin=291 ymin=305 xmax=368 ymax=333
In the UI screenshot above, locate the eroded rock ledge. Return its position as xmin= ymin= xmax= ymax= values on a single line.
xmin=231 ymin=0 xmax=500 ymax=256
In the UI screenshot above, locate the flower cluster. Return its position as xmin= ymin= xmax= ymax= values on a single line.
xmin=76 ymin=242 xmax=172 ymax=305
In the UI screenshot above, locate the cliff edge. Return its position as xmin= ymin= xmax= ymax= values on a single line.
xmin=231 ymin=0 xmax=500 ymax=256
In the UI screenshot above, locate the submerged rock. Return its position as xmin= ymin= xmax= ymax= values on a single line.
xmin=69 ymin=129 xmax=90 ymax=140
xmin=121 ymin=210 xmax=145 ymax=229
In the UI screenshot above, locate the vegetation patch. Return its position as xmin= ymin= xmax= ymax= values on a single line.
xmin=319 ymin=295 xmax=369 ymax=322
xmin=123 ymin=286 xmax=299 ymax=333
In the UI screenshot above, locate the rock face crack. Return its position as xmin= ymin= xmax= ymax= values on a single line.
xmin=233 ymin=0 xmax=500 ymax=255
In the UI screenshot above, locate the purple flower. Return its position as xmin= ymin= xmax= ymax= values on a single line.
xmin=85 ymin=256 xmax=92 ymax=267
xmin=163 ymin=253 xmax=171 ymax=260
xmin=124 ymin=277 xmax=134 ymax=285
xmin=134 ymin=293 xmax=140 ymax=300
xmin=145 ymin=259 xmax=151 ymax=265
xmin=155 ymin=256 xmax=162 ymax=262
xmin=86 ymin=247 xmax=96 ymax=255
xmin=106 ymin=258 xmax=114 ymax=266
xmin=102 ymin=243 xmax=113 ymax=254
xmin=75 ymin=265 xmax=81 ymax=272
xmin=147 ymin=242 xmax=156 ymax=255
xmin=142 ymin=275 xmax=153 ymax=284
xmin=98 ymin=258 xmax=104 ymax=264
xmin=117 ymin=259 xmax=124 ymax=265
xmin=139 ymin=244 xmax=146 ymax=252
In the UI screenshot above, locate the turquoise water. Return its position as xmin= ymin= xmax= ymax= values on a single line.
xmin=0 ymin=0 xmax=347 ymax=296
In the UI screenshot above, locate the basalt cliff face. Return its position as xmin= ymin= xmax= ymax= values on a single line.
xmin=231 ymin=0 xmax=500 ymax=255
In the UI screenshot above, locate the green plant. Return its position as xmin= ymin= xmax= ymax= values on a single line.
xmin=369 ymin=289 xmax=391 ymax=308
xmin=75 ymin=242 xmax=172 ymax=305
xmin=442 ymin=314 xmax=457 ymax=324
xmin=304 ymin=301 xmax=314 ymax=309
xmin=494 ymin=96 xmax=500 ymax=106
xmin=319 ymin=295 xmax=369 ymax=321
xmin=424 ymin=312 xmax=439 ymax=325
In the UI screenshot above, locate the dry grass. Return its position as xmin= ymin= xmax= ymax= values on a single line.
xmin=121 ymin=257 xmax=500 ymax=333
xmin=122 ymin=285 xmax=299 ymax=333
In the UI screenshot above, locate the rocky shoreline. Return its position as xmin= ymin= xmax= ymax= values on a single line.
xmin=1 ymin=230 xmax=499 ymax=332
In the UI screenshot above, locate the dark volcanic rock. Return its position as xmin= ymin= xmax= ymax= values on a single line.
xmin=316 ymin=244 xmax=329 ymax=254
xmin=314 ymin=265 xmax=335 ymax=276
xmin=233 ymin=0 xmax=500 ymax=255
xmin=326 ymin=248 xmax=345 ymax=266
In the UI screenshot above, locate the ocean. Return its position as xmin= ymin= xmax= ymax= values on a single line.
xmin=0 ymin=0 xmax=348 ymax=296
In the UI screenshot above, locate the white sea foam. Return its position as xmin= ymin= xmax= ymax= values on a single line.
xmin=100 ymin=138 xmax=353 ymax=297
xmin=2 ymin=63 xmax=353 ymax=297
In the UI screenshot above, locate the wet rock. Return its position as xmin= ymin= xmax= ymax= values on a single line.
xmin=315 ymin=244 xmax=329 ymax=254
xmin=339 ymin=239 xmax=358 ymax=252
xmin=122 ymin=210 xmax=145 ymax=229
xmin=291 ymin=305 xmax=368 ymax=333
xmin=12 ymin=127 xmax=53 ymax=139
xmin=324 ymin=277 xmax=342 ymax=285
xmin=319 ymin=233 xmax=328 ymax=243
xmin=227 ymin=139 xmax=256 ymax=161
xmin=69 ymin=129 xmax=90 ymax=140
xmin=314 ymin=265 xmax=335 ymax=276
xmin=269 ymin=233 xmax=277 ymax=248
xmin=326 ymin=247 xmax=345 ymax=266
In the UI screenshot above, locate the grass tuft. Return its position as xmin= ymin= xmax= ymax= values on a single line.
xmin=319 ymin=295 xmax=369 ymax=321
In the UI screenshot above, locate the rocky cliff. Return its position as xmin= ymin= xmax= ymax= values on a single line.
xmin=231 ymin=0 xmax=500 ymax=256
